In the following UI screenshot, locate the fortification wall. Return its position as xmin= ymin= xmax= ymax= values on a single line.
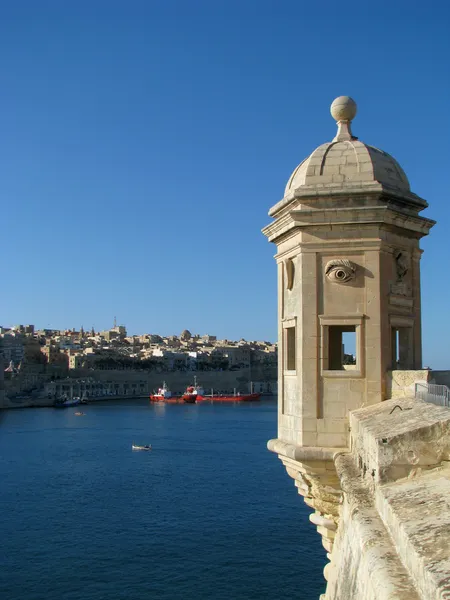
xmin=67 ymin=366 xmax=275 ymax=391
xmin=268 ymin=395 xmax=450 ymax=600
xmin=323 ymin=398 xmax=450 ymax=600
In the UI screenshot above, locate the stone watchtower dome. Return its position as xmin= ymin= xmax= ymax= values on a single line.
xmin=283 ymin=96 xmax=410 ymax=199
xmin=263 ymin=96 xmax=435 ymax=449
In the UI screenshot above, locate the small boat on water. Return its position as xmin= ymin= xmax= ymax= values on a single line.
xmin=132 ymin=444 xmax=152 ymax=451
xmin=74 ymin=412 xmax=86 ymax=416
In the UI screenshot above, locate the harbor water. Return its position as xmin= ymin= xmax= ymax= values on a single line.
xmin=0 ymin=398 xmax=326 ymax=599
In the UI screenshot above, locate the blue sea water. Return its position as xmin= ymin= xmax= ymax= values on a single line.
xmin=0 ymin=399 xmax=326 ymax=600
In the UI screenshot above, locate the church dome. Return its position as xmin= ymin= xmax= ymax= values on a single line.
xmin=283 ymin=96 xmax=410 ymax=198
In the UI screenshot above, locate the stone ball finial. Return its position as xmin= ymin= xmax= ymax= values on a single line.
xmin=330 ymin=96 xmax=357 ymax=122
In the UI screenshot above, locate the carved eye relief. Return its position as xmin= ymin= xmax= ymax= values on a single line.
xmin=285 ymin=258 xmax=295 ymax=290
xmin=328 ymin=266 xmax=354 ymax=283
xmin=325 ymin=259 xmax=356 ymax=284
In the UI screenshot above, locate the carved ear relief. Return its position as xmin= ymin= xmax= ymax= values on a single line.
xmin=325 ymin=259 xmax=356 ymax=284
xmin=394 ymin=250 xmax=409 ymax=282
xmin=285 ymin=258 xmax=295 ymax=290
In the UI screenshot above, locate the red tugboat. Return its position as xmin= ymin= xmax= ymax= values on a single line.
xmin=150 ymin=378 xmax=261 ymax=404
xmin=149 ymin=382 xmax=197 ymax=404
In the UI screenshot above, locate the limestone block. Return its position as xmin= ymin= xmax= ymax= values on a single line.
xmin=317 ymin=419 xmax=347 ymax=434
xmin=386 ymin=369 xmax=430 ymax=399
xmin=367 ymin=380 xmax=382 ymax=393
xmin=323 ymin=402 xmax=347 ymax=418
xmin=350 ymin=397 xmax=450 ymax=486
xmin=349 ymin=379 xmax=365 ymax=393
xmin=375 ymin=469 xmax=450 ymax=599
xmin=303 ymin=418 xmax=319 ymax=433
xmin=278 ymin=426 xmax=295 ymax=444
xmin=302 ymin=432 xmax=318 ymax=446
xmin=317 ymin=432 xmax=348 ymax=448
xmin=327 ymin=454 xmax=422 ymax=600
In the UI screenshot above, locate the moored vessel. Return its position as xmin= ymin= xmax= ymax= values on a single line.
xmin=150 ymin=378 xmax=261 ymax=403
xmin=196 ymin=391 xmax=261 ymax=402
xmin=54 ymin=395 xmax=81 ymax=408
xmin=149 ymin=381 xmax=198 ymax=404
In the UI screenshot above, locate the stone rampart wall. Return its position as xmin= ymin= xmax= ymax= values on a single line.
xmin=324 ymin=398 xmax=450 ymax=600
xmin=269 ymin=395 xmax=450 ymax=599
xmin=68 ymin=366 xmax=276 ymax=390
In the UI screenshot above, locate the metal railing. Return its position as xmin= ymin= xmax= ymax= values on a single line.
xmin=415 ymin=382 xmax=450 ymax=407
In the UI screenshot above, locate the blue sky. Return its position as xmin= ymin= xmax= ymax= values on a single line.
xmin=1 ymin=1 xmax=449 ymax=367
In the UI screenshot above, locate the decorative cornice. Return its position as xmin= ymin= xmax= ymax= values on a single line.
xmin=263 ymin=205 xmax=435 ymax=245
xmin=268 ymin=183 xmax=428 ymax=220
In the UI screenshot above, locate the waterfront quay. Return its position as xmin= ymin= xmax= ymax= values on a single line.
xmin=2 ymin=368 xmax=277 ymax=409
xmin=0 ymin=325 xmax=277 ymax=409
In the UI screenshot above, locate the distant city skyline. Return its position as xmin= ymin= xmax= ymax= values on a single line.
xmin=1 ymin=321 xmax=272 ymax=342
xmin=0 ymin=3 xmax=448 ymax=367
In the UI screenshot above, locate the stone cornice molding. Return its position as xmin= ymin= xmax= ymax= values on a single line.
xmin=267 ymin=438 xmax=347 ymax=462
xmin=274 ymin=240 xmax=385 ymax=261
xmin=269 ymin=184 xmax=428 ymax=219
xmin=263 ymin=205 xmax=435 ymax=244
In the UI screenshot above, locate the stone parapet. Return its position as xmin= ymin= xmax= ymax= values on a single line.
xmin=270 ymin=398 xmax=450 ymax=598
xmin=325 ymin=453 xmax=421 ymax=600
xmin=325 ymin=397 xmax=450 ymax=599
xmin=350 ymin=396 xmax=450 ymax=486
xmin=386 ymin=369 xmax=430 ymax=399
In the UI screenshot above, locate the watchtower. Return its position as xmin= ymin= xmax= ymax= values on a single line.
xmin=263 ymin=96 xmax=435 ymax=449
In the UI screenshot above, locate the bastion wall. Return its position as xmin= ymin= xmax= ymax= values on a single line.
xmin=323 ymin=395 xmax=450 ymax=600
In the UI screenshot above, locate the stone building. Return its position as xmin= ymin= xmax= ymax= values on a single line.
xmin=1 ymin=331 xmax=25 ymax=365
xmin=262 ymin=97 xmax=449 ymax=599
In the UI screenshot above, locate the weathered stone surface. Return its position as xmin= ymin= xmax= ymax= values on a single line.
xmin=325 ymin=398 xmax=450 ymax=599
xmin=387 ymin=369 xmax=430 ymax=398
xmin=326 ymin=454 xmax=421 ymax=600
xmin=350 ymin=397 xmax=450 ymax=486
xmin=376 ymin=470 xmax=450 ymax=599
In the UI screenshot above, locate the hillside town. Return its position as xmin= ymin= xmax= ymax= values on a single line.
xmin=0 ymin=321 xmax=277 ymax=375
